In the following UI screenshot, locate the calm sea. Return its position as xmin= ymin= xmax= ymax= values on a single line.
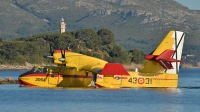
xmin=0 ymin=69 xmax=200 ymax=112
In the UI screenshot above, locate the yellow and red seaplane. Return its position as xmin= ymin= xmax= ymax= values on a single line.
xmin=18 ymin=30 xmax=185 ymax=88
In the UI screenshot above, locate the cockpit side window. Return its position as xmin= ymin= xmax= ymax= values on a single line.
xmin=30 ymin=67 xmax=37 ymax=72
xmin=37 ymin=68 xmax=42 ymax=72
xmin=43 ymin=68 xmax=47 ymax=73
xmin=29 ymin=67 xmax=47 ymax=73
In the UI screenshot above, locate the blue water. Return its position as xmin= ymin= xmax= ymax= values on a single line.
xmin=0 ymin=69 xmax=200 ymax=112
xmin=0 ymin=70 xmax=27 ymax=79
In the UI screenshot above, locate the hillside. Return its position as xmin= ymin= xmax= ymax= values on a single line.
xmin=0 ymin=28 xmax=145 ymax=66
xmin=1 ymin=0 xmax=200 ymax=62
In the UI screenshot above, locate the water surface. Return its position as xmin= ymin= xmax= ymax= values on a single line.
xmin=0 ymin=69 xmax=200 ymax=112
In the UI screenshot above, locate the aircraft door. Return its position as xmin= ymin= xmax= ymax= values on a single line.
xmin=113 ymin=75 xmax=122 ymax=85
xmin=47 ymin=69 xmax=59 ymax=85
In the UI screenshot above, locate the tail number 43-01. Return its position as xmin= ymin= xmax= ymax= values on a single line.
xmin=128 ymin=77 xmax=152 ymax=84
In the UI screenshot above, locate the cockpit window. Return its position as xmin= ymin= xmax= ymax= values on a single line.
xmin=36 ymin=68 xmax=42 ymax=72
xmin=30 ymin=67 xmax=37 ymax=72
xmin=29 ymin=67 xmax=46 ymax=73
xmin=42 ymin=68 xmax=47 ymax=73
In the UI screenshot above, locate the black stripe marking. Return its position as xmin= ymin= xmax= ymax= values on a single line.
xmin=167 ymin=31 xmax=185 ymax=74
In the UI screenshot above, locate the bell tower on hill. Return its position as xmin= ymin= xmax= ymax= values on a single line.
xmin=60 ymin=18 xmax=66 ymax=33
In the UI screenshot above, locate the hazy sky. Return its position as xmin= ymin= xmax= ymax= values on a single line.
xmin=174 ymin=0 xmax=200 ymax=10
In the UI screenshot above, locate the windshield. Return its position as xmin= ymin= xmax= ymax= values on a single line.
xmin=29 ymin=67 xmax=47 ymax=73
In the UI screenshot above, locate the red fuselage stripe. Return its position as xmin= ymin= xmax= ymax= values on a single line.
xmin=18 ymin=80 xmax=37 ymax=86
xmin=21 ymin=73 xmax=92 ymax=78
xmin=153 ymin=78 xmax=177 ymax=80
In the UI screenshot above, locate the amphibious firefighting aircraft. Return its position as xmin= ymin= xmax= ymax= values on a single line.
xmin=18 ymin=30 xmax=185 ymax=88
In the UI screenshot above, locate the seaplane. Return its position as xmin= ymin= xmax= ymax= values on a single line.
xmin=18 ymin=30 xmax=185 ymax=88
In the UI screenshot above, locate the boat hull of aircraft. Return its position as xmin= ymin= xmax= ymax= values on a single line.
xmin=18 ymin=66 xmax=94 ymax=88
xmin=95 ymin=72 xmax=178 ymax=88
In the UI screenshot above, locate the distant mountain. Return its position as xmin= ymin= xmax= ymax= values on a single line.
xmin=1 ymin=0 xmax=200 ymax=58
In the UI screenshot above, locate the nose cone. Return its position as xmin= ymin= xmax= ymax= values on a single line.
xmin=18 ymin=74 xmax=25 ymax=86
xmin=18 ymin=72 xmax=30 ymax=86
xmin=18 ymin=77 xmax=23 ymax=85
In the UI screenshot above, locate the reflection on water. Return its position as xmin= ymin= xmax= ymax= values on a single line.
xmin=142 ymin=88 xmax=182 ymax=93
xmin=0 ymin=69 xmax=200 ymax=112
xmin=180 ymin=86 xmax=200 ymax=89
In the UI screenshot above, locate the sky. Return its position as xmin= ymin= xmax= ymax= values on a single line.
xmin=174 ymin=0 xmax=200 ymax=10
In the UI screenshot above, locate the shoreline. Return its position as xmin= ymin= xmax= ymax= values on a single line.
xmin=0 ymin=62 xmax=34 ymax=70
xmin=0 ymin=69 xmax=30 ymax=71
xmin=0 ymin=80 xmax=18 ymax=84
xmin=0 ymin=77 xmax=18 ymax=84
xmin=0 ymin=63 xmax=200 ymax=70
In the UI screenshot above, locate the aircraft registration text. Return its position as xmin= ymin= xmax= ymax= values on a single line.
xmin=128 ymin=77 xmax=152 ymax=84
xmin=35 ymin=78 xmax=46 ymax=82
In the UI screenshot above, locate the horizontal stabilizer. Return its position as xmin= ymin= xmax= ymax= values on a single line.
xmin=155 ymin=50 xmax=174 ymax=60
xmin=158 ymin=59 xmax=173 ymax=69
xmin=145 ymin=50 xmax=183 ymax=69
xmin=165 ymin=59 xmax=183 ymax=62
xmin=100 ymin=63 xmax=130 ymax=75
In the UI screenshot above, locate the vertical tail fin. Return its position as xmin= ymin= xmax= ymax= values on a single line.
xmin=140 ymin=30 xmax=185 ymax=74
xmin=165 ymin=31 xmax=185 ymax=74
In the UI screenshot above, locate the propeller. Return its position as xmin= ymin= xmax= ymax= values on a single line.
xmin=58 ymin=49 xmax=66 ymax=64
xmin=46 ymin=44 xmax=54 ymax=59
xmin=44 ymin=44 xmax=54 ymax=64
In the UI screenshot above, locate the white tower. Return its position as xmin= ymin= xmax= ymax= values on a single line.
xmin=60 ymin=18 xmax=66 ymax=33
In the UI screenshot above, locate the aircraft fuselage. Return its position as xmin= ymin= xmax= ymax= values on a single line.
xmin=18 ymin=66 xmax=93 ymax=88
xmin=95 ymin=71 xmax=178 ymax=88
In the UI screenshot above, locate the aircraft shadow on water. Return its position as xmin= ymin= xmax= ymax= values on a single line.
xmin=18 ymin=30 xmax=185 ymax=89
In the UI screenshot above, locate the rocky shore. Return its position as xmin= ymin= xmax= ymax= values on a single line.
xmin=0 ymin=62 xmax=34 ymax=70
xmin=0 ymin=63 xmax=32 ymax=84
xmin=0 ymin=77 xmax=18 ymax=84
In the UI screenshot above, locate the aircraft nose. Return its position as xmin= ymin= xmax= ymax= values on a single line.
xmin=18 ymin=76 xmax=23 ymax=85
xmin=18 ymin=72 xmax=28 ymax=85
xmin=18 ymin=75 xmax=23 ymax=80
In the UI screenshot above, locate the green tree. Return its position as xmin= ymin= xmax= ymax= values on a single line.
xmin=75 ymin=29 xmax=102 ymax=50
xmin=97 ymin=28 xmax=114 ymax=45
xmin=128 ymin=48 xmax=145 ymax=64
xmin=0 ymin=28 xmax=147 ymax=65
xmin=55 ymin=33 xmax=78 ymax=50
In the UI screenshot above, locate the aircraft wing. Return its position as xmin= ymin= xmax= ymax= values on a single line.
xmin=91 ymin=65 xmax=105 ymax=74
xmin=63 ymin=63 xmax=105 ymax=74
xmin=65 ymin=63 xmax=78 ymax=68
